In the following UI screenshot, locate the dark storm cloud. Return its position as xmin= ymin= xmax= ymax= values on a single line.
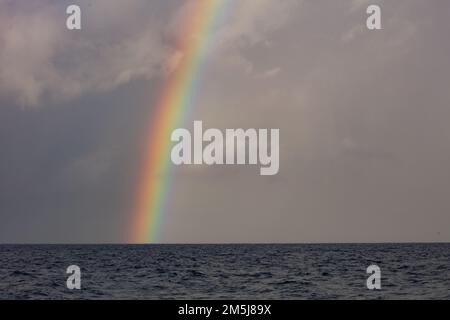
xmin=1 ymin=0 xmax=450 ymax=243
xmin=0 ymin=80 xmax=159 ymax=242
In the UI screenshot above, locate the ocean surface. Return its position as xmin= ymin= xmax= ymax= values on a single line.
xmin=0 ymin=244 xmax=449 ymax=299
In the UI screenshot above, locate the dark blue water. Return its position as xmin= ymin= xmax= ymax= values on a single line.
xmin=0 ymin=244 xmax=449 ymax=299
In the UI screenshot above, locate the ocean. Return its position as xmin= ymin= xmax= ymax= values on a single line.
xmin=0 ymin=244 xmax=449 ymax=299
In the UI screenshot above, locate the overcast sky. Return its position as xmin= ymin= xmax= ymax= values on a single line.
xmin=1 ymin=0 xmax=450 ymax=243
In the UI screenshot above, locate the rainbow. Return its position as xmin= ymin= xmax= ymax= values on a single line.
xmin=130 ymin=0 xmax=230 ymax=243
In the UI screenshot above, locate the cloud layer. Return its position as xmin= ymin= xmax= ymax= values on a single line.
xmin=0 ymin=0 xmax=299 ymax=107
xmin=1 ymin=0 xmax=450 ymax=243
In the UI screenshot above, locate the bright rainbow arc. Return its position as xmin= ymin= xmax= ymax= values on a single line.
xmin=131 ymin=0 xmax=228 ymax=243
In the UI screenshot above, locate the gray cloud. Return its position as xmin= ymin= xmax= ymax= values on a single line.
xmin=1 ymin=0 xmax=450 ymax=243
xmin=0 ymin=0 xmax=178 ymax=107
xmin=163 ymin=0 xmax=450 ymax=243
xmin=0 ymin=0 xmax=298 ymax=107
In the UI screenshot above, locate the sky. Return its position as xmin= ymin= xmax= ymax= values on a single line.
xmin=1 ymin=0 xmax=450 ymax=243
